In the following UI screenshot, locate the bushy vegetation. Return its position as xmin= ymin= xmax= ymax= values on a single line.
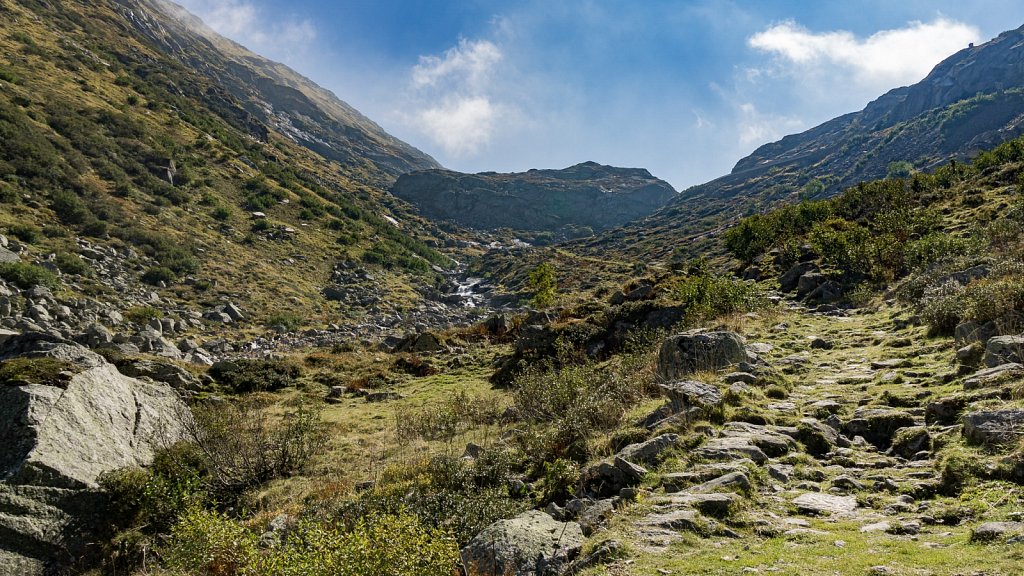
xmin=208 ymin=358 xmax=303 ymax=393
xmin=671 ymin=260 xmax=765 ymax=322
xmin=727 ymin=134 xmax=1024 ymax=333
xmin=527 ymin=261 xmax=557 ymax=307
xmin=162 ymin=508 xmax=459 ymax=576
xmin=0 ymin=261 xmax=59 ymax=289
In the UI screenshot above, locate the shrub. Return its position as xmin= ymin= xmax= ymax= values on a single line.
xmin=208 ymin=358 xmax=302 ymax=393
xmin=141 ymin=266 xmax=176 ymax=285
xmin=183 ymin=400 xmax=327 ymax=506
xmin=672 ymin=270 xmax=765 ymax=322
xmin=211 ymin=206 xmax=231 ymax=221
xmin=0 ymin=262 xmax=59 ymax=289
xmin=8 ymin=223 xmax=40 ymax=243
xmin=53 ymin=252 xmax=91 ymax=276
xmin=162 ymin=509 xmax=459 ymax=576
xmin=528 ymin=262 xmax=557 ymax=307
xmin=123 ymin=305 xmax=162 ymax=325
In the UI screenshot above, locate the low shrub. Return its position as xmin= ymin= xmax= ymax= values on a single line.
xmin=0 ymin=262 xmax=59 ymax=289
xmin=54 ymin=252 xmax=91 ymax=276
xmin=209 ymin=358 xmax=302 ymax=393
xmin=163 ymin=508 xmax=459 ymax=576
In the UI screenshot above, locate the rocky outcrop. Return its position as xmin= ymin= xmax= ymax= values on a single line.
xmin=391 ymin=162 xmax=676 ymax=233
xmin=0 ymin=333 xmax=189 ymax=575
xmin=657 ymin=331 xmax=749 ymax=380
xmin=461 ymin=510 xmax=584 ymax=576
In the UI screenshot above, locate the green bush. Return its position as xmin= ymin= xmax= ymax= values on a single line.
xmin=209 ymin=358 xmax=302 ymax=393
xmin=183 ymin=400 xmax=327 ymax=506
xmin=672 ymin=269 xmax=765 ymax=322
xmin=141 ymin=266 xmax=177 ymax=285
xmin=163 ymin=508 xmax=459 ymax=576
xmin=7 ymin=223 xmax=40 ymax=243
xmin=528 ymin=262 xmax=557 ymax=307
xmin=53 ymin=252 xmax=91 ymax=276
xmin=0 ymin=262 xmax=59 ymax=289
xmin=123 ymin=305 xmax=162 ymax=325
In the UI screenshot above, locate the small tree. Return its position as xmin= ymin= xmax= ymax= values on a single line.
xmin=528 ymin=262 xmax=556 ymax=307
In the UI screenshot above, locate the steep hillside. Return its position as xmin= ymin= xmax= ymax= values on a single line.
xmin=391 ymin=161 xmax=676 ymax=239
xmin=587 ymin=22 xmax=1024 ymax=264
xmin=123 ymin=0 xmax=440 ymax=181
xmin=0 ymin=0 xmax=456 ymax=331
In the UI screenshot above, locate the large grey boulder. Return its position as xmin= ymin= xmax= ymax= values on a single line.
xmin=616 ymin=433 xmax=680 ymax=466
xmin=983 ymin=335 xmax=1024 ymax=367
xmin=461 ymin=510 xmax=584 ymax=576
xmin=0 ymin=334 xmax=189 ymax=574
xmin=116 ymin=358 xmax=204 ymax=391
xmin=963 ymin=409 xmax=1024 ymax=446
xmin=0 ymin=362 xmax=189 ymax=488
xmin=658 ymin=331 xmax=749 ymax=380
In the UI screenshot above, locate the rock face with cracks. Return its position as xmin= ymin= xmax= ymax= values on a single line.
xmin=0 ymin=333 xmax=189 ymax=575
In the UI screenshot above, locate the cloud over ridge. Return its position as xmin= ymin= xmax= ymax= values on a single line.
xmin=749 ymin=18 xmax=981 ymax=88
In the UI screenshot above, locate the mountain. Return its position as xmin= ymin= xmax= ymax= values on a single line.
xmin=121 ymin=0 xmax=439 ymax=181
xmin=391 ymin=162 xmax=676 ymax=237
xmin=0 ymin=0 xmax=455 ymax=331
xmin=587 ymin=22 xmax=1024 ymax=264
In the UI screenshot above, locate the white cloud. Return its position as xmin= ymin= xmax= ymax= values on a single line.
xmin=736 ymin=103 xmax=804 ymax=147
xmin=412 ymin=39 xmax=502 ymax=92
xmin=416 ymin=97 xmax=505 ymax=157
xmin=405 ymin=39 xmax=513 ymax=158
xmin=749 ymin=18 xmax=980 ymax=89
xmin=175 ymin=0 xmax=316 ymax=62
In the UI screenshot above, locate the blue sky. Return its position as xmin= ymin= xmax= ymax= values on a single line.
xmin=176 ymin=0 xmax=1024 ymax=190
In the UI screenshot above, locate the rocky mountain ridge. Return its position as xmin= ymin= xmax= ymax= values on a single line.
xmin=587 ymin=22 xmax=1024 ymax=263
xmin=391 ymin=161 xmax=677 ymax=236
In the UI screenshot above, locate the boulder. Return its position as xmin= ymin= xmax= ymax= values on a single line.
xmin=395 ymin=331 xmax=447 ymax=354
xmin=660 ymin=380 xmax=722 ymax=413
xmin=616 ymin=434 xmax=680 ymax=466
xmin=889 ymin=426 xmax=932 ymax=458
xmin=843 ymin=409 xmax=917 ymax=449
xmin=963 ymin=409 xmax=1024 ymax=446
xmin=0 ymin=362 xmax=189 ymax=488
xmin=797 ymin=418 xmax=839 ymax=457
xmin=0 ymin=336 xmax=189 ymax=574
xmin=984 ymin=335 xmax=1024 ymax=367
xmin=0 ymin=246 xmax=19 ymax=263
xmin=796 ymin=272 xmax=826 ymax=297
xmin=116 ymin=358 xmax=203 ymax=391
xmin=780 ymin=262 xmax=816 ymax=293
xmin=792 ymin=492 xmax=858 ymax=516
xmin=461 ymin=510 xmax=584 ymax=576
xmin=657 ymin=331 xmax=749 ymax=380
xmin=964 ymin=363 xmax=1024 ymax=390
xmin=971 ymin=521 xmax=1024 ymax=543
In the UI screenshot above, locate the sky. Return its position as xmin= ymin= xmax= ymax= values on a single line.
xmin=175 ymin=0 xmax=1024 ymax=190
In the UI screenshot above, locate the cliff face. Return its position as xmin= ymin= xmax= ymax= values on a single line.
xmin=391 ymin=162 xmax=677 ymax=233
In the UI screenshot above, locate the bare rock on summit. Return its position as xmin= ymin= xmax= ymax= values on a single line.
xmin=391 ymin=162 xmax=676 ymax=233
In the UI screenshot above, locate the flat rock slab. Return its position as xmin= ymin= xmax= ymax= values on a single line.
xmin=640 ymin=509 xmax=703 ymax=532
xmin=971 ymin=521 xmax=1024 ymax=542
xmin=793 ymin=492 xmax=858 ymax=516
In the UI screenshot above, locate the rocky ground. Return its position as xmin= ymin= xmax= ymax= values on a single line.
xmin=485 ymin=298 xmax=1024 ymax=575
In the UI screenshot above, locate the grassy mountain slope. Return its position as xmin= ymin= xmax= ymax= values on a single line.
xmin=0 ymin=0 xmax=452 ymax=326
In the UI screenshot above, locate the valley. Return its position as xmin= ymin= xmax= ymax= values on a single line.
xmin=2 ymin=2 xmax=1024 ymax=576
